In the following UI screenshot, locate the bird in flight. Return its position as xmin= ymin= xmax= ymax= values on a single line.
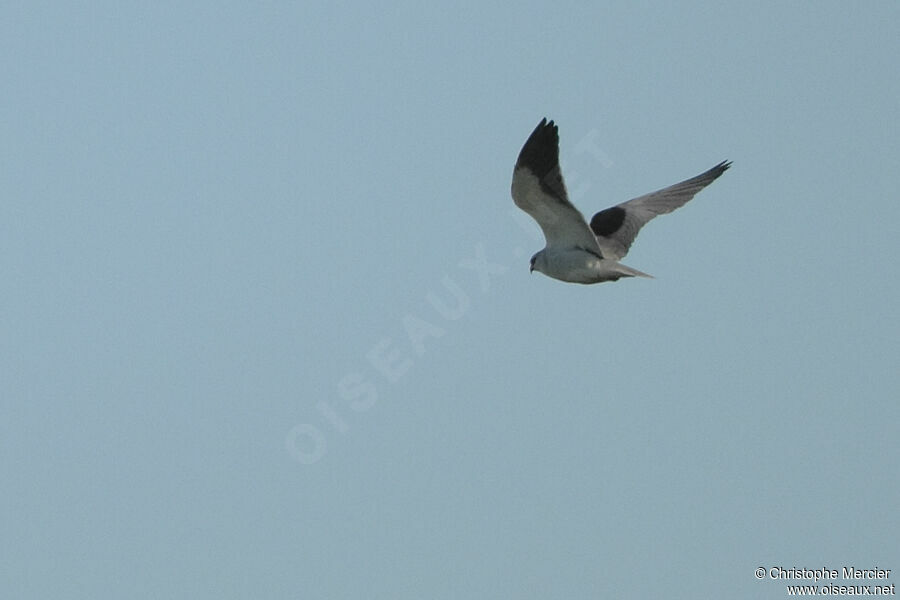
xmin=511 ymin=118 xmax=731 ymax=284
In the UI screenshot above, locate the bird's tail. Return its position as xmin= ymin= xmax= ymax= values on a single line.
xmin=614 ymin=262 xmax=654 ymax=279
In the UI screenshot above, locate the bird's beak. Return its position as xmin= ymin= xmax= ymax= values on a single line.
xmin=529 ymin=265 xmax=534 ymax=273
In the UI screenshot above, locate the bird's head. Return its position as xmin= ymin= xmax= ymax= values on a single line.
xmin=529 ymin=251 xmax=544 ymax=274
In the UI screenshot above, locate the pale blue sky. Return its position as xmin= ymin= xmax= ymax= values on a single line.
xmin=2 ymin=2 xmax=898 ymax=598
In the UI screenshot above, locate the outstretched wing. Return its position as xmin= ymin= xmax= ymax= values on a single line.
xmin=511 ymin=119 xmax=603 ymax=254
xmin=590 ymin=161 xmax=731 ymax=260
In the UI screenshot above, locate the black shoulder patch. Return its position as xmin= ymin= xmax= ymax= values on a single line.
xmin=590 ymin=206 xmax=626 ymax=237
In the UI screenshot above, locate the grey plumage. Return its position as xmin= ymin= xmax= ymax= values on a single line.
xmin=511 ymin=118 xmax=730 ymax=284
